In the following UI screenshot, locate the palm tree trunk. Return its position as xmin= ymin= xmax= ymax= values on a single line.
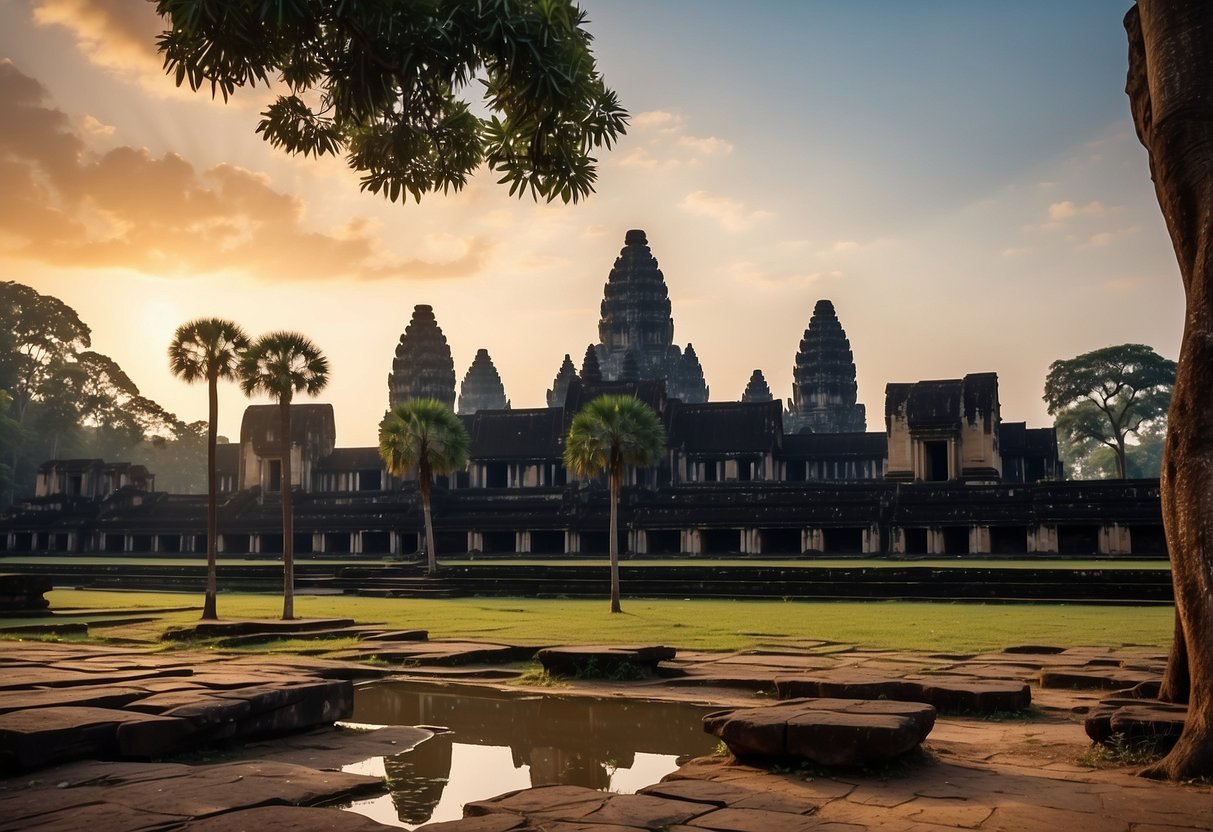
xmin=202 ymin=372 xmax=218 ymax=620
xmin=420 ymin=470 xmax=437 ymax=575
xmin=1127 ymin=0 xmax=1213 ymax=780
xmin=279 ymin=399 xmax=295 ymax=620
xmin=608 ymin=460 xmax=621 ymax=613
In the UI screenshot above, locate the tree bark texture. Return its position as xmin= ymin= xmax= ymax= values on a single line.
xmin=1126 ymin=0 xmax=1213 ymax=780
xmin=279 ymin=399 xmax=295 ymax=620
xmin=420 ymin=463 xmax=437 ymax=575
xmin=608 ymin=457 xmax=622 ymax=614
xmin=202 ymin=370 xmax=218 ymax=620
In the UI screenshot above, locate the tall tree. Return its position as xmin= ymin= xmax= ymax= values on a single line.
xmin=1043 ymin=344 xmax=1175 ymax=479
xmin=563 ymin=395 xmax=664 ymax=613
xmin=379 ymin=398 xmax=470 ymax=575
xmin=239 ymin=332 xmax=328 ymax=620
xmin=154 ymin=1 xmax=627 ymax=204
xmin=1126 ymin=0 xmax=1213 ymax=780
xmin=169 ymin=318 xmax=250 ymax=621
xmin=0 ymin=282 xmax=90 ymax=498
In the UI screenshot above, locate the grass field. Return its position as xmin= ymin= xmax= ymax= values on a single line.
xmin=38 ymin=588 xmax=1175 ymax=654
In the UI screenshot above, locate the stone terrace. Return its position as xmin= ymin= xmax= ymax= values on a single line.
xmin=1 ymin=638 xmax=1212 ymax=831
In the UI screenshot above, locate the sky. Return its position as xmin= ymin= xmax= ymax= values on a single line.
xmin=0 ymin=1 xmax=1184 ymax=447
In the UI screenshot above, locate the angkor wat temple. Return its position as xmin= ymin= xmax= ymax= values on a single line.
xmin=1 ymin=231 xmax=1164 ymax=560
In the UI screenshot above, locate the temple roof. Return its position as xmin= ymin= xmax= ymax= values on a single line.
xmin=596 ymin=229 xmax=678 ymax=381
xmin=317 ymin=447 xmax=383 ymax=471
xmin=781 ymin=432 xmax=887 ymax=458
xmin=742 ymin=369 xmax=773 ymax=403
xmin=468 ymin=408 xmax=566 ymax=460
xmin=790 ymin=299 xmax=865 ymax=432
xmin=239 ymin=403 xmax=336 ymax=455
xmin=668 ymin=400 xmax=783 ymax=454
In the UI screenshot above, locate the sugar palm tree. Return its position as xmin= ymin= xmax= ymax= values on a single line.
xmin=167 ymin=318 xmax=249 ymax=620
xmin=564 ymin=395 xmax=665 ymax=613
xmin=239 ymin=332 xmax=329 ymax=620
xmin=379 ymin=398 xmax=470 ymax=574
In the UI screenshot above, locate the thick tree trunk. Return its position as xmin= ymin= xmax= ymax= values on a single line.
xmin=279 ymin=399 xmax=295 ymax=620
xmin=202 ymin=372 xmax=218 ymax=620
xmin=608 ymin=461 xmax=621 ymax=614
xmin=420 ymin=466 xmax=437 ymax=575
xmin=1126 ymin=0 xmax=1213 ymax=780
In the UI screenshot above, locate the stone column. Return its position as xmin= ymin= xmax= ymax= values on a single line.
xmin=1098 ymin=523 xmax=1132 ymax=556
xmin=468 ymin=531 xmax=483 ymax=553
xmin=565 ymin=529 xmax=580 ymax=555
xmin=862 ymin=524 xmax=881 ymax=555
xmin=633 ymin=528 xmax=648 ymax=555
xmin=1029 ymin=524 xmax=1059 ymax=555
xmin=516 ymin=530 xmax=531 ymax=554
xmin=970 ymin=525 xmax=991 ymax=555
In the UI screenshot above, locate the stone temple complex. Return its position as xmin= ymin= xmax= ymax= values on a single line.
xmin=0 ymin=229 xmax=1166 ymax=560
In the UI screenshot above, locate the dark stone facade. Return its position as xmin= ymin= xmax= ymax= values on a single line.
xmin=595 ymin=230 xmax=683 ymax=382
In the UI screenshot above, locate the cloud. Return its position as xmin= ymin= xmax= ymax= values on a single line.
xmin=676 ymin=135 xmax=734 ymax=155
xmin=1048 ymin=200 xmax=1105 ymax=221
xmin=81 ymin=115 xmax=115 ymax=137
xmin=613 ymin=110 xmax=734 ymax=170
xmin=32 ymin=0 xmax=169 ymax=93
xmin=830 ymin=240 xmax=860 ymax=253
xmin=680 ymin=190 xmax=774 ymax=231
xmin=1088 ymin=231 xmax=1116 ymax=247
xmin=1001 ymin=247 xmax=1031 ymax=257
xmin=729 ymin=261 xmax=843 ymax=291
xmin=0 ymin=60 xmax=484 ymax=281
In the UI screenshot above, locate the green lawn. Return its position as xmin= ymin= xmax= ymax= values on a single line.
xmin=39 ymin=589 xmax=1175 ymax=654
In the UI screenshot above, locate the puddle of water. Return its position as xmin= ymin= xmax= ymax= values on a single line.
xmin=341 ymin=680 xmax=719 ymax=829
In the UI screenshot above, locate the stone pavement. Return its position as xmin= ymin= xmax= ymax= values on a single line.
xmin=1 ymin=637 xmax=1211 ymax=831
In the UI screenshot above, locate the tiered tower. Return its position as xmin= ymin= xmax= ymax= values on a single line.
xmin=667 ymin=343 xmax=709 ymax=403
xmin=457 ymin=349 xmax=509 ymax=414
xmin=742 ymin=369 xmax=773 ymax=402
xmin=546 ymin=354 xmax=578 ymax=407
xmin=595 ymin=229 xmax=681 ymax=381
xmin=786 ymin=300 xmax=866 ymax=433
xmin=387 ymin=304 xmax=456 ymax=411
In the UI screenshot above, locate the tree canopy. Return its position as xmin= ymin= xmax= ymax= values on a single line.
xmin=1043 ymin=343 xmax=1175 ymax=480
xmin=154 ymin=0 xmax=628 ymax=204
xmin=0 ymin=282 xmax=206 ymax=502
xmin=379 ymin=397 xmax=470 ymax=574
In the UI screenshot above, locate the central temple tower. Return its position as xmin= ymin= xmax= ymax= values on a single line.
xmin=786 ymin=299 xmax=866 ymax=433
xmin=595 ymin=229 xmax=683 ymax=382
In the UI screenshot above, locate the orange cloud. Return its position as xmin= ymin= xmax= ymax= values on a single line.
xmin=0 ymin=61 xmax=486 ymax=281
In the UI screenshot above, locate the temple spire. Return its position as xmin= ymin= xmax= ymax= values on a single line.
xmin=580 ymin=343 xmax=603 ymax=383
xmin=595 ymin=229 xmax=679 ymax=380
xmin=786 ymin=299 xmax=865 ymax=433
xmin=458 ymin=348 xmax=509 ymax=415
xmin=742 ymin=369 xmax=773 ymax=403
xmin=387 ymin=304 xmax=456 ymax=411
xmin=547 ymin=354 xmax=578 ymax=407
xmin=668 ymin=343 xmax=708 ymax=403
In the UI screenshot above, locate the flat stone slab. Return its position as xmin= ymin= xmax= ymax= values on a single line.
xmin=537 ymin=645 xmax=676 ymax=678
xmin=774 ymin=669 xmax=1030 ymax=714
xmin=465 ymin=784 xmax=711 ymax=828
xmin=1084 ymin=698 xmax=1188 ymax=748
xmin=1038 ymin=666 xmax=1160 ymax=690
xmin=178 ymin=805 xmax=399 ymax=832
xmin=0 ymin=643 xmax=355 ymax=773
xmin=356 ymin=641 xmax=536 ymax=666
xmin=162 ymin=618 xmax=358 ymax=641
xmin=703 ymin=697 xmax=936 ymax=767
xmin=0 ymin=759 xmax=385 ymax=832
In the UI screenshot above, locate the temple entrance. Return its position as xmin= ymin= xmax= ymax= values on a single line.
xmin=903 ymin=528 xmax=928 ymax=555
xmin=701 ymin=528 xmax=740 ymax=555
xmin=759 ymin=527 xmax=801 ymax=555
xmin=923 ymin=441 xmax=949 ymax=482
xmin=822 ymin=527 xmax=863 ymax=555
xmin=1058 ymin=525 xmax=1099 ymax=556
xmin=481 ymin=531 xmax=515 ymax=555
xmin=646 ymin=529 xmax=681 ymax=555
xmin=530 ymin=530 xmax=564 ymax=555
xmin=485 ymin=464 xmax=508 ymax=488
xmin=942 ymin=526 xmax=969 ymax=555
xmin=268 ymin=460 xmax=282 ymax=492
xmin=990 ymin=526 xmax=1028 ymax=555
